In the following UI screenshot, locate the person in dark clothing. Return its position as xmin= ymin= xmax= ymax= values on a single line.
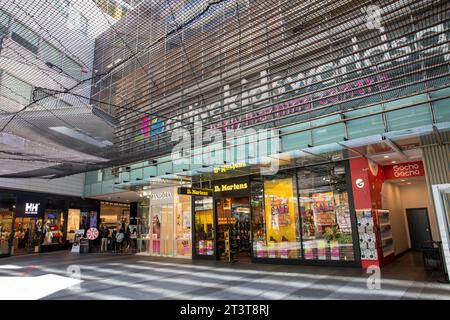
xmin=100 ymin=224 xmax=109 ymax=252
xmin=131 ymin=227 xmax=137 ymax=252
xmin=124 ymin=227 xmax=131 ymax=252
xmin=23 ymin=228 xmax=30 ymax=249
xmin=111 ymin=228 xmax=117 ymax=253
xmin=116 ymin=228 xmax=125 ymax=253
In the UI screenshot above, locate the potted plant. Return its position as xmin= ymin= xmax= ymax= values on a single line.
xmin=324 ymin=226 xmax=341 ymax=260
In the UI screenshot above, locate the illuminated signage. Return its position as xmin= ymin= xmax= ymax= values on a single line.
xmin=355 ymin=179 xmax=365 ymax=189
xmin=214 ymin=183 xmax=248 ymax=193
xmin=138 ymin=116 xmax=165 ymax=142
xmin=25 ymin=203 xmax=40 ymax=215
xmin=384 ymin=161 xmax=425 ymax=180
xmin=150 ymin=191 xmax=173 ymax=200
xmin=213 ymin=162 xmax=247 ymax=174
xmin=178 ymin=187 xmax=213 ymax=197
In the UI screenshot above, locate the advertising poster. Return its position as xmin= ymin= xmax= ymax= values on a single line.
xmin=330 ymin=240 xmax=340 ymax=260
xmin=89 ymin=211 xmax=98 ymax=228
xmin=183 ymin=211 xmax=191 ymax=228
xmin=198 ymin=240 xmax=206 ymax=255
xmin=80 ymin=212 xmax=89 ymax=230
xmin=317 ymin=239 xmax=327 ymax=260
xmin=264 ymin=178 xmax=296 ymax=243
xmin=71 ymin=229 xmax=85 ymax=253
xmin=304 ymin=241 xmax=314 ymax=260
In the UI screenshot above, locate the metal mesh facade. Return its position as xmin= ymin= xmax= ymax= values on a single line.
xmin=91 ymin=0 xmax=450 ymax=164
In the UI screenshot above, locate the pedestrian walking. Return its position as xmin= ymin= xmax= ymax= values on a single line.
xmin=130 ymin=227 xmax=137 ymax=252
xmin=116 ymin=228 xmax=125 ymax=253
xmin=111 ymin=228 xmax=117 ymax=253
xmin=100 ymin=224 xmax=109 ymax=253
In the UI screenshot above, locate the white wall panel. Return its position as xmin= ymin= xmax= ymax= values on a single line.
xmin=0 ymin=173 xmax=85 ymax=197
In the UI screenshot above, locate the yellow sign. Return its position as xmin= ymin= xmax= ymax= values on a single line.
xmin=214 ymin=183 xmax=248 ymax=192
xmin=213 ymin=162 xmax=247 ymax=174
xmin=178 ymin=187 xmax=213 ymax=197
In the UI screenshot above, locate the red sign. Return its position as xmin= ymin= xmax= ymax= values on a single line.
xmin=384 ymin=161 xmax=425 ymax=180
xmin=86 ymin=228 xmax=99 ymax=240
xmin=349 ymin=158 xmax=372 ymax=210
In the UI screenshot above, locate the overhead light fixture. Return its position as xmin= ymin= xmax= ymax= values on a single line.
xmin=391 ymin=161 xmax=397 ymax=164
xmin=401 ymin=179 xmax=406 ymax=182
xmin=383 ymin=155 xmax=390 ymax=159
xmin=407 ymin=182 xmax=412 ymax=185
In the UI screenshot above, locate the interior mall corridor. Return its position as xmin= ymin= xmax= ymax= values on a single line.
xmin=0 ymin=251 xmax=449 ymax=300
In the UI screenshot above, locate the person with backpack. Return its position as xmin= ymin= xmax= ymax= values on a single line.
xmin=116 ymin=228 xmax=125 ymax=253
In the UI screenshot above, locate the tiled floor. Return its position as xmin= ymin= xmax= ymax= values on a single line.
xmin=0 ymin=250 xmax=449 ymax=300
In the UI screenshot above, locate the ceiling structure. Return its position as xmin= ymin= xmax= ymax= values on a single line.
xmin=0 ymin=0 xmax=449 ymax=181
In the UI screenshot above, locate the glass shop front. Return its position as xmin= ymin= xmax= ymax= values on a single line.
xmin=0 ymin=190 xmax=100 ymax=257
xmin=134 ymin=162 xmax=360 ymax=266
xmin=191 ymin=162 xmax=359 ymax=266
xmin=137 ymin=187 xmax=193 ymax=258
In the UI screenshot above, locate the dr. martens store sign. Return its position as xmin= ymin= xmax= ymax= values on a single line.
xmin=212 ymin=177 xmax=250 ymax=198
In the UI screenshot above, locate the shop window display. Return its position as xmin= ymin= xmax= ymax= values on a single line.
xmin=298 ymin=165 xmax=355 ymax=261
xmin=67 ymin=209 xmax=80 ymax=243
xmin=136 ymin=199 xmax=150 ymax=254
xmin=42 ymin=209 xmax=64 ymax=245
xmin=175 ymin=195 xmax=192 ymax=257
xmin=0 ymin=207 xmax=13 ymax=255
xmin=194 ymin=197 xmax=214 ymax=256
xmin=252 ymin=175 xmax=301 ymax=259
xmin=13 ymin=217 xmax=42 ymax=254
xmin=0 ymin=194 xmax=15 ymax=255
xmin=150 ymin=204 xmax=174 ymax=256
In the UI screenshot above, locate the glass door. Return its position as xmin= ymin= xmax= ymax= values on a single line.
xmin=194 ymin=197 xmax=214 ymax=257
xmin=150 ymin=205 xmax=162 ymax=255
xmin=0 ymin=193 xmax=15 ymax=256
xmin=431 ymin=184 xmax=450 ymax=282
xmin=150 ymin=204 xmax=174 ymax=256
xmin=12 ymin=217 xmax=42 ymax=255
xmin=161 ymin=204 xmax=174 ymax=256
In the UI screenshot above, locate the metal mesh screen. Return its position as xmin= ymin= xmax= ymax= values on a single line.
xmin=1 ymin=0 xmax=450 ymax=177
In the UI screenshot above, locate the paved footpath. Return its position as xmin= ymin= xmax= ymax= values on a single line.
xmin=0 ymin=251 xmax=449 ymax=300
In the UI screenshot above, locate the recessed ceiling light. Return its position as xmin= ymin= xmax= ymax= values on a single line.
xmin=383 ymin=155 xmax=389 ymax=159
xmin=391 ymin=161 xmax=397 ymax=164
xmin=407 ymin=182 xmax=412 ymax=185
xmin=401 ymin=180 xmax=406 ymax=182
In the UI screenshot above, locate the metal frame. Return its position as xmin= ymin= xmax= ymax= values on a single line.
xmin=431 ymin=183 xmax=450 ymax=282
xmin=190 ymin=160 xmax=362 ymax=267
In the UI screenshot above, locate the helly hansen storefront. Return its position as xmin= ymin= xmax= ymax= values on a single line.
xmin=0 ymin=189 xmax=100 ymax=257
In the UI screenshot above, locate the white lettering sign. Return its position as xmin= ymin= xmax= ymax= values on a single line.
xmin=25 ymin=203 xmax=40 ymax=215
xmin=150 ymin=191 xmax=173 ymax=201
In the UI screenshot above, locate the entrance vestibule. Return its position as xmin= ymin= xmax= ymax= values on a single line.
xmin=216 ymin=197 xmax=251 ymax=262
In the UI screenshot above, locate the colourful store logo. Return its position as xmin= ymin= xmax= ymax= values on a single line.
xmin=138 ymin=116 xmax=165 ymax=142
